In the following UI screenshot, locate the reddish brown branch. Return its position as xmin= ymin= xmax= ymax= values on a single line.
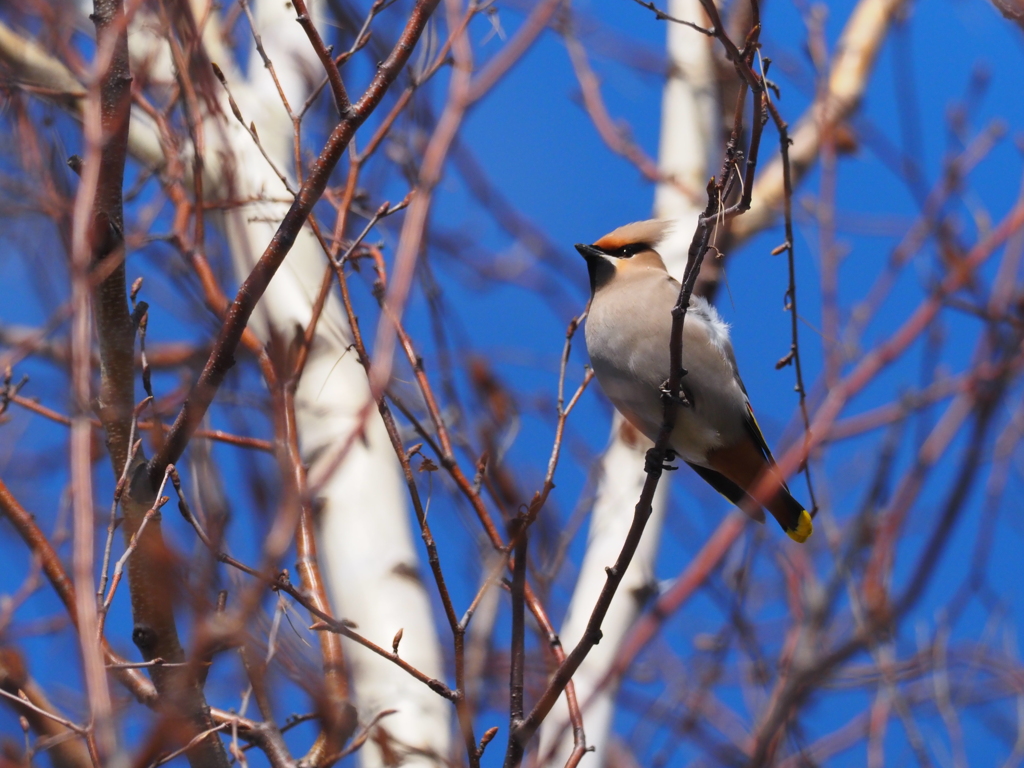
xmin=149 ymin=0 xmax=443 ymax=486
xmin=0 ymin=480 xmax=156 ymax=703
xmin=86 ymin=0 xmax=136 ymax=475
xmin=0 ymin=647 xmax=92 ymax=768
xmin=8 ymin=394 xmax=271 ymax=451
xmin=291 ymin=0 xmax=352 ymax=117
xmin=768 ymin=193 xmax=1024 ymax=489
xmin=282 ymin=382 xmax=357 ymax=766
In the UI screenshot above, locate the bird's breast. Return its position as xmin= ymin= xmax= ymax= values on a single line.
xmin=585 ymin=308 xmax=742 ymax=463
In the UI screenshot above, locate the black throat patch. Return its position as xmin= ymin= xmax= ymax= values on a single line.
xmin=586 ymin=256 xmax=616 ymax=294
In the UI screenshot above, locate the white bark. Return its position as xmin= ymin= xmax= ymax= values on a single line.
xmin=729 ymin=0 xmax=910 ymax=243
xmin=3 ymin=0 xmax=452 ymax=757
xmin=128 ymin=1 xmax=451 ymax=763
xmin=537 ymin=1 xmax=719 ymax=764
xmin=536 ymin=429 xmax=668 ymax=768
xmin=5 ymin=0 xmax=453 ymax=756
xmin=0 ymin=17 xmax=164 ymax=168
xmin=211 ymin=3 xmax=449 ymax=763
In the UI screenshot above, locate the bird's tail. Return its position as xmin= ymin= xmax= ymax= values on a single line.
xmin=767 ymin=488 xmax=813 ymax=543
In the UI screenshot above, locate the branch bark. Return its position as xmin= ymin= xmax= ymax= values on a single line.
xmin=0 ymin=647 xmax=93 ymax=768
xmin=148 ymin=0 xmax=442 ymax=482
xmin=72 ymin=3 xmax=229 ymax=766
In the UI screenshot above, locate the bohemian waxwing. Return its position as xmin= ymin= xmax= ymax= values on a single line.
xmin=577 ymin=219 xmax=812 ymax=543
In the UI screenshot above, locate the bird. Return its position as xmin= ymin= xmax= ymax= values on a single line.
xmin=577 ymin=219 xmax=812 ymax=543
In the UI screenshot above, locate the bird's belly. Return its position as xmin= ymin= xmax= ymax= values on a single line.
xmin=669 ymin=407 xmax=724 ymax=463
xmin=591 ymin=357 xmax=725 ymax=463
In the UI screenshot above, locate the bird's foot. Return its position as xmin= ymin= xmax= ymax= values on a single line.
xmin=659 ymin=378 xmax=692 ymax=408
xmin=644 ymin=448 xmax=678 ymax=475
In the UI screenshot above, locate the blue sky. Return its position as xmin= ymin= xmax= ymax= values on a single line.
xmin=2 ymin=0 xmax=1024 ymax=764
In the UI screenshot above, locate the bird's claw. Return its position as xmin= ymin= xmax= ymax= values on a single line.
xmin=662 ymin=448 xmax=678 ymax=471
xmin=644 ymin=448 xmax=678 ymax=475
xmin=659 ymin=379 xmax=692 ymax=408
xmin=644 ymin=451 xmax=660 ymax=475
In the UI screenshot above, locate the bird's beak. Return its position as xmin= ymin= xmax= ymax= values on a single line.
xmin=577 ymin=243 xmax=617 ymax=293
xmin=575 ymin=243 xmax=603 ymax=262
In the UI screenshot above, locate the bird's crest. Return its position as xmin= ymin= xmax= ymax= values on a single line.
xmin=592 ymin=219 xmax=673 ymax=253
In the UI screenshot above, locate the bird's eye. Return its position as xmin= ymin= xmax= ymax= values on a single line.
xmin=616 ymin=243 xmax=647 ymax=257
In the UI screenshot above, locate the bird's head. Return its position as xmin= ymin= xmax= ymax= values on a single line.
xmin=575 ymin=219 xmax=672 ymax=295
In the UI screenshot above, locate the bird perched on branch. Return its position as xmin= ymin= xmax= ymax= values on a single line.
xmin=577 ymin=219 xmax=812 ymax=543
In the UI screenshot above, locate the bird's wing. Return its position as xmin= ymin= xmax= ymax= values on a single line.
xmin=742 ymin=402 xmax=791 ymax=492
xmin=724 ymin=346 xmax=748 ymax=396
xmin=686 ymin=462 xmax=766 ymax=523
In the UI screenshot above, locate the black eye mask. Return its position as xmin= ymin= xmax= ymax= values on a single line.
xmin=604 ymin=242 xmax=649 ymax=258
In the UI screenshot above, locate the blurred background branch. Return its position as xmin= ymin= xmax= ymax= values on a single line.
xmin=1 ymin=0 xmax=1023 ymax=766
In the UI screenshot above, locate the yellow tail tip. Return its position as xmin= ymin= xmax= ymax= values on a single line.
xmin=786 ymin=510 xmax=813 ymax=543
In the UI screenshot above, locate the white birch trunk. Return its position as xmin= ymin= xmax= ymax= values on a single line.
xmin=129 ymin=1 xmax=451 ymax=763
xmin=537 ymin=2 xmax=719 ymax=763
